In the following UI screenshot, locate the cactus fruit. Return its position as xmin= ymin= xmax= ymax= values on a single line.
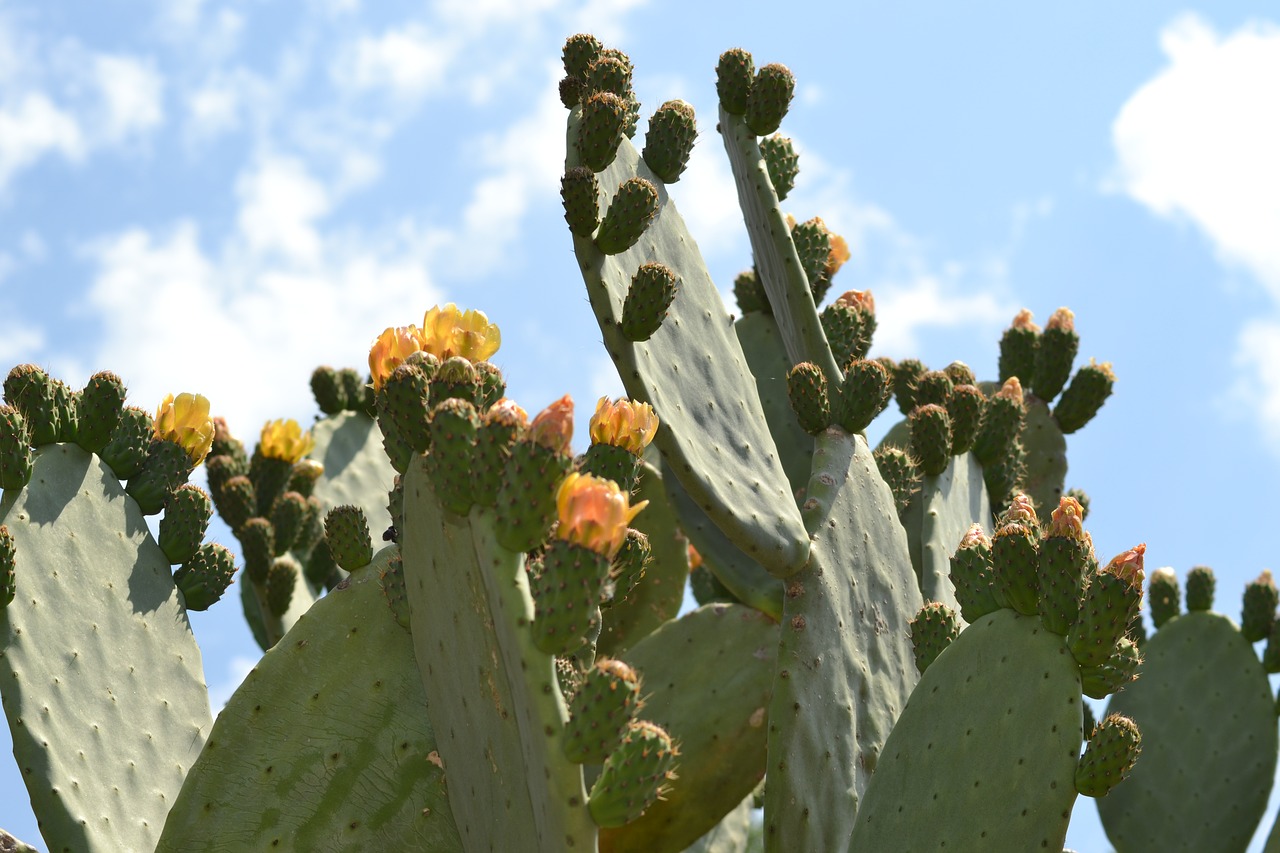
xmin=1075 ymin=714 xmax=1142 ymax=798
xmin=835 ymin=358 xmax=891 ymax=434
xmin=1148 ymin=566 xmax=1180 ymax=628
xmin=1054 ymin=359 xmax=1115 ymax=434
xmin=563 ymin=658 xmax=642 ymax=763
xmin=1033 ymin=307 xmax=1080 ymax=402
xmin=949 ymin=523 xmax=999 ymax=623
xmin=999 ymin=308 xmax=1040 ymax=385
xmin=424 ymin=397 xmax=480 ymax=516
xmin=715 ymin=48 xmax=754 ymax=115
xmin=946 ymin=383 xmax=985 ymax=455
xmin=909 ymin=602 xmax=961 ymax=672
xmin=786 ymin=362 xmax=831 ymax=435
xmin=908 ymin=403 xmax=951 ymax=477
xmin=269 ymin=489 xmax=308 ymax=554
xmin=1241 ymin=568 xmax=1278 ymax=642
xmin=620 ymin=262 xmax=680 ymax=342
xmin=159 ymin=483 xmax=213 ymax=564
xmin=561 ymin=165 xmax=600 ymax=237
xmin=309 ymin=366 xmax=347 ymax=414
xmin=324 ymin=505 xmax=374 ymax=571
xmin=0 ymin=406 xmax=31 ymax=491
xmin=493 ymin=396 xmax=575 ymax=553
xmin=820 ymin=289 xmax=876 ymax=367
xmin=588 ymin=720 xmax=679 ymax=828
xmin=744 ymin=62 xmax=795 ymax=136
xmin=758 ymin=134 xmax=799 ymax=200
xmin=1038 ymin=495 xmax=1095 ymax=635
xmin=75 ymin=369 xmax=126 ymax=453
xmin=642 ymin=99 xmax=697 ymax=183
xmin=596 ymin=176 xmax=660 ymax=254
xmin=579 ymin=91 xmax=628 ymax=172
xmin=872 ymin=445 xmax=921 ymax=516
xmin=173 ymin=542 xmax=236 ymax=611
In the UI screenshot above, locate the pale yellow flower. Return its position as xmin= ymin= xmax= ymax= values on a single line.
xmin=589 ymin=397 xmax=659 ymax=456
xmin=154 ymin=393 xmax=215 ymax=465
xmin=555 ymin=472 xmax=648 ymax=559
xmin=421 ymin=304 xmax=501 ymax=363
xmin=834 ymin=289 xmax=875 ymax=314
xmin=1011 ymin=309 xmax=1040 ymax=333
xmin=368 ymin=325 xmax=425 ymax=391
xmin=1046 ymin=307 xmax=1075 ymax=332
xmin=259 ymin=419 xmax=315 ymax=463
xmin=825 ymin=232 xmax=851 ymax=278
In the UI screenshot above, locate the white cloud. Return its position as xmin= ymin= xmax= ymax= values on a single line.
xmin=0 ymin=94 xmax=85 ymax=188
xmin=187 ymin=81 xmax=239 ymax=136
xmin=94 ymin=55 xmax=165 ymax=142
xmin=208 ymin=654 xmax=256 ymax=711
xmin=1233 ymin=318 xmax=1280 ymax=451
xmin=235 ymin=155 xmax=331 ymax=263
xmin=873 ymin=275 xmax=1012 ymax=357
xmin=337 ymin=26 xmax=456 ymax=100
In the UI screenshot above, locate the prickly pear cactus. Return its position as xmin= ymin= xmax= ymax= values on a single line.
xmin=308 ymin=409 xmax=396 ymax=543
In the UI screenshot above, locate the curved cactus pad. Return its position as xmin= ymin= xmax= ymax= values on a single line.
xmin=158 ymin=547 xmax=459 ymax=852
xmin=848 ymin=610 xmax=1083 ymax=852
xmin=309 ymin=411 xmax=396 ymax=540
xmin=0 ymin=445 xmax=212 ymax=853
xmin=901 ymin=452 xmax=990 ymax=615
xmin=566 ymin=112 xmax=809 ymax=577
xmin=1099 ymin=611 xmax=1276 ymax=853
xmin=601 ymin=603 xmax=777 ymax=852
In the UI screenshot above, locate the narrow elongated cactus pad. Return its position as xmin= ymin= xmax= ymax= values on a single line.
xmin=157 ymin=547 xmax=460 ymax=852
xmin=308 ymin=411 xmax=396 ymax=541
xmin=900 ymin=452 xmax=990 ymax=616
xmin=0 ymin=445 xmax=212 ymax=853
xmin=1098 ymin=612 xmax=1276 ymax=853
xmin=1020 ymin=396 xmax=1067 ymax=515
xmin=734 ymin=311 xmax=814 ymax=496
xmin=764 ymin=432 xmax=921 ymax=851
xmin=848 ymin=610 xmax=1083 ymax=851
xmin=566 ymin=111 xmax=809 ymax=577
xmin=601 ymin=603 xmax=777 ymax=852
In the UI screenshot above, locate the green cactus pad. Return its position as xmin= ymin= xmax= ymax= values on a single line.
xmin=715 ymin=48 xmax=754 ymax=115
xmin=1080 ymin=635 xmax=1140 ymax=700
xmin=127 ymin=438 xmax=194 ymax=515
xmin=1148 ymin=567 xmax=1180 ymax=628
xmin=744 ymin=63 xmax=794 ymax=136
xmin=3 ymin=365 xmax=58 ymax=447
xmin=75 ymin=370 xmax=125 ymax=454
xmin=1069 ymin=565 xmax=1143 ymax=668
xmin=0 ymin=444 xmax=212 ymax=853
xmin=561 ymin=165 xmax=601 ymax=237
xmin=494 ymin=437 xmax=572 ymax=553
xmin=596 ymin=176 xmax=660 ymax=255
xmin=268 ymin=489 xmax=308 ymax=554
xmin=158 ymin=482 xmax=213 ymax=565
xmin=429 ymin=356 xmax=480 ymax=409
xmin=909 ymin=602 xmax=961 ymax=672
xmin=972 ymin=381 xmax=1026 ymax=468
xmin=1099 ymin=611 xmax=1276 ymax=853
xmin=158 ymin=548 xmax=461 ymax=851
xmin=999 ymin=312 xmax=1039 ymax=385
xmin=472 ymin=400 xmax=525 ymax=509
xmin=913 ymin=370 xmax=954 ymax=409
xmin=1242 ymin=569 xmax=1278 ymax=642
xmin=563 ymin=33 xmax=603 ymax=79
xmin=325 ymin=505 xmax=374 ymax=572
xmin=620 ymin=261 xmax=679 ymax=343
xmin=530 ymin=538 xmax=611 ymax=655
xmin=789 ymin=217 xmax=831 ymax=300
xmin=836 ymin=358 xmax=891 ymax=435
xmin=578 ymin=90 xmax=628 ymax=172
xmin=991 ymin=514 xmax=1040 ymax=616
xmin=758 ymin=134 xmax=799 ymax=200
xmin=589 ymin=720 xmax=678 ymax=828
xmin=901 ymin=453 xmax=990 ymax=616
xmin=0 ymin=406 xmax=32 ymax=492
xmin=309 ymin=365 xmax=347 ymax=414
xmin=947 ymin=383 xmax=985 ymax=455
xmin=606 ymin=527 xmax=649 ymax=606
xmin=642 ymin=99 xmax=697 ymax=183
xmin=847 ymin=610 xmax=1084 ymax=852
xmin=820 ymin=295 xmax=876 ymax=368
xmin=1033 ymin=310 xmax=1079 ymax=402
xmin=308 ymin=410 xmax=397 ymax=545
xmin=1076 ymin=712 xmax=1140 ymax=799
xmin=240 ymin=517 xmax=275 ymax=584
xmin=0 ymin=525 xmax=13 ymax=607
xmin=944 ymin=360 xmax=977 ymax=386
xmin=734 ymin=312 xmax=813 ymax=497
xmin=733 ymin=269 xmax=769 ymax=315
xmin=173 ymin=542 xmax=236 ymax=611
xmin=381 ymin=362 xmax=432 ymax=453
xmin=1185 ymin=565 xmax=1215 ymax=611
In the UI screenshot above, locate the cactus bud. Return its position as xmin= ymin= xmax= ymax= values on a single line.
xmin=908 ymin=404 xmax=952 ymax=477
xmin=562 ymin=33 xmax=602 ymax=79
xmin=891 ymin=358 xmax=927 ymax=416
xmin=949 ymin=524 xmax=999 ymax=622
xmin=790 ymin=217 xmax=832 ymax=301
xmin=159 ymin=483 xmax=213 ymax=565
xmin=733 ymin=268 xmax=770 ymax=315
xmin=621 ymin=262 xmax=679 ymax=342
xmin=494 ymin=396 xmax=575 ymax=552
xmin=426 ymin=397 xmax=481 ymax=516
xmin=588 ymin=720 xmax=679 ymax=828
xmin=1080 ymin=635 xmax=1142 ymax=700
xmin=173 ymin=542 xmax=236 ymax=611
xmin=642 ymin=100 xmax=697 ymax=183
xmin=998 ymin=308 xmax=1040 ymax=386
xmin=820 ymin=289 xmax=876 ymax=366
xmin=943 ymin=361 xmax=977 ymax=388
xmin=269 ymin=490 xmax=308 ymax=555
xmin=310 ymin=366 xmax=348 ymax=415
xmin=1242 ymin=569 xmax=1278 ymax=643
xmin=873 ymin=445 xmax=921 ymax=517
xmin=1185 ymin=565 xmax=1215 ymax=611
xmin=0 ymin=406 xmax=32 ymax=491
xmin=240 ymin=517 xmax=275 ymax=584
xmin=990 ymin=494 xmax=1040 ymax=615
xmin=76 ymin=370 xmax=126 ymax=454
xmin=607 ymin=528 xmax=650 ymax=606
xmin=1053 ymin=359 xmax=1115 ymax=434
xmin=715 ymin=48 xmax=754 ymax=115
xmin=909 ymin=602 xmax=961 ymax=673
xmin=583 ymin=53 xmax=632 ymax=100
xmin=324 ymin=505 xmax=373 ymax=572
xmin=973 ymin=377 xmax=1026 ymax=467
xmin=1076 ymin=714 xmax=1142 ymax=798
xmin=216 ymin=474 xmax=256 ymax=534
xmin=1147 ymin=567 xmax=1180 ymax=628
xmin=128 ymin=439 xmax=196 ymax=516
xmin=4 ymin=365 xmax=58 ymax=446
xmin=1038 ymin=496 xmax=1096 ymax=635
xmin=835 ymin=358 xmax=891 ymax=434
xmin=564 ymin=659 xmax=642 ymax=764
xmin=266 ymin=556 xmax=299 ymax=617
xmin=561 ymin=166 xmax=600 ymax=237
xmin=913 ymin=371 xmax=953 ymax=410
xmin=578 ymin=91 xmax=627 ymax=172
xmin=759 ymin=134 xmax=799 ymax=200
xmin=1032 ymin=307 xmax=1078 ymax=402
xmin=786 ymin=362 xmax=831 ymax=435
xmin=744 ymin=62 xmax=794 ymax=136
xmin=596 ymin=177 xmax=660 ymax=255
xmin=946 ymin=384 xmax=986 ymax=456
xmin=1069 ymin=545 xmax=1146 ymax=667
xmin=285 ymin=458 xmax=324 ymax=499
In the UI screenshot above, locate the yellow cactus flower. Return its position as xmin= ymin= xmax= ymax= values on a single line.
xmin=589 ymin=397 xmax=659 ymax=456
xmin=259 ymin=419 xmax=315 ymax=463
xmin=368 ymin=325 xmax=424 ymax=392
xmin=421 ymin=303 xmax=501 ymax=363
xmin=825 ymin=232 xmax=851 ymax=278
xmin=1011 ymin=308 xmax=1040 ymax=333
xmin=834 ymin=289 xmax=875 ymax=315
xmin=555 ymin=472 xmax=648 ymax=559
xmin=154 ymin=393 xmax=215 ymax=465
xmin=530 ymin=395 xmax=574 ymax=454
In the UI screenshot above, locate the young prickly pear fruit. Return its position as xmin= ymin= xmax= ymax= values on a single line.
xmin=559 ymin=74 xmax=584 ymax=109
xmin=564 ymin=658 xmax=643 ymax=764
xmin=1038 ymin=496 xmax=1096 ymax=635
xmin=159 ymin=483 xmax=213 ymax=565
xmin=76 ymin=370 xmax=126 ymax=454
xmin=240 ymin=517 xmax=276 ymax=584
xmin=1053 ymin=359 xmax=1115 ymax=434
xmin=561 ymin=166 xmax=600 ymax=237
xmin=216 ymin=474 xmax=256 ymax=534
xmin=1242 ymin=569 xmax=1278 ymax=643
xmin=128 ymin=439 xmax=197 ymax=515
xmin=1033 ymin=307 xmax=1079 ymax=402
xmin=998 ymin=308 xmax=1040 ymax=386
xmin=716 ymin=48 xmax=754 ymax=115
xmin=892 ymin=358 xmax=927 ymax=415
xmin=310 ymin=366 xmax=348 ymax=415
xmin=563 ymin=33 xmax=602 ymax=79
xmin=790 ymin=217 xmax=831 ymax=296
xmin=820 ymin=289 xmax=876 ymax=366
xmin=943 ymin=361 xmax=977 ymax=387
xmin=50 ymin=380 xmax=79 ymax=444
xmin=209 ymin=417 xmax=247 ymax=467
xmin=835 ymin=358 xmax=891 ymax=434
xmin=269 ymin=490 xmax=309 ymax=555
xmin=173 ymin=542 xmax=236 ymax=611
xmin=377 ymin=362 xmax=432 ymax=457
xmin=473 ymin=399 xmax=528 ymax=509
xmin=1184 ymin=565 xmax=1215 ymax=611
xmin=909 ymin=602 xmax=961 ymax=673
xmin=477 ymin=363 xmax=506 ymax=412
xmin=949 ymin=524 xmax=999 ymax=623
xmin=494 ymin=395 xmax=575 ymax=553
xmin=744 ymin=62 xmax=795 ymax=136
xmin=1147 ymin=567 xmax=1180 ymax=628
xmin=946 ymin=384 xmax=986 ymax=456
xmin=909 ymin=404 xmax=952 ymax=477
xmin=584 ymin=52 xmax=633 ymax=100
xmin=990 ymin=495 xmax=1041 ymax=616
xmin=642 ymin=100 xmax=697 ymax=183
xmin=0 ymin=525 xmax=14 ymax=608
xmin=425 ymin=397 xmax=481 ymax=516
xmin=607 ymin=528 xmax=650 ymax=606
xmin=973 ymin=376 xmax=1026 ymax=467
xmin=4 ymin=364 xmax=58 ymax=446
xmin=759 ymin=134 xmax=799 ymax=200
xmin=291 ymin=494 xmax=325 ymax=557
xmin=913 ymin=371 xmax=953 ymax=410
xmin=285 ymin=458 xmax=324 ymax=499
xmin=324 ymin=505 xmax=373 ymax=572
xmin=596 ymin=177 xmax=660 ymax=255
xmin=588 ymin=720 xmax=679 ymax=828
xmin=582 ymin=397 xmax=659 ymax=494
xmin=1080 ymin=635 xmax=1141 ymax=700
xmin=378 ymin=553 xmax=411 ymax=630
xmin=786 ymin=363 xmax=831 ymax=435
xmin=1076 ymin=714 xmax=1142 ymax=798
xmin=733 ymin=268 xmax=770 ymax=315
xmin=0 ymin=405 xmax=32 ymax=491
xmin=266 ymin=556 xmax=299 ymax=617
xmin=578 ymin=91 xmax=628 ymax=172
xmin=1069 ymin=545 xmax=1146 ymax=667
xmin=873 ymin=445 xmax=920 ymax=517
xmin=621 ymin=262 xmax=679 ymax=342
xmin=430 ymin=356 xmax=481 ymax=410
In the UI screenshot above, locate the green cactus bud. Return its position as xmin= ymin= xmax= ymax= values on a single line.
xmin=998 ymin=309 xmax=1039 ymax=386
xmin=240 ymin=517 xmax=275 ymax=584
xmin=579 ymin=444 xmax=641 ymax=496
xmin=820 ymin=290 xmax=876 ymax=366
xmin=285 ymin=458 xmax=324 ymax=499
xmin=337 ymin=368 xmax=366 ymax=413
xmin=973 ymin=377 xmax=1026 ymax=466
xmin=564 ymin=658 xmax=642 ymax=764
xmin=1147 ymin=567 xmax=1180 ymax=628
xmin=247 ymin=452 xmax=293 ymax=519
xmin=1242 ymin=569 xmax=1278 ymax=643
xmin=290 ymin=493 xmax=325 ymax=558
xmin=378 ymin=553 xmax=411 ymax=630
xmin=578 ymin=90 xmax=628 ymax=172
xmin=908 ymin=403 xmax=952 ymax=477
xmin=127 ymin=439 xmax=195 ymax=515
xmin=100 ymin=405 xmax=153 ymax=480
xmin=909 ymin=602 xmax=961 ymax=673
xmin=949 ymin=523 xmax=999 ymax=623
xmin=940 ymin=361 xmax=975 ymax=387
xmin=872 ymin=445 xmax=920 ymax=517
xmin=209 ymin=417 xmax=246 ymax=467
xmin=1032 ymin=307 xmax=1079 ymax=402
xmin=759 ymin=134 xmax=799 ymax=200
xmin=1069 ymin=545 xmax=1146 ymax=667
xmin=891 ymin=358 xmax=927 ymax=416
xmin=269 ymin=490 xmax=308 ymax=555
xmin=4 ymin=364 xmax=59 ymax=446
xmin=1184 ymin=565 xmax=1215 ymax=611
xmin=530 ymin=538 xmax=609 ymax=655
xmin=835 ymin=358 xmax=891 ymax=434
xmin=429 ymin=356 xmax=479 ymax=409
xmin=215 ymin=474 xmax=256 ymax=534
xmin=0 ymin=405 xmax=32 ymax=491
xmin=733 ymin=268 xmax=770 ymax=315
xmin=589 ymin=720 xmax=679 ymax=828
xmin=0 ymin=525 xmax=14 ymax=607
xmin=559 ymin=74 xmax=584 ymax=108
xmin=475 ymin=362 xmax=505 ymax=412
xmin=425 ymin=397 xmax=481 ymax=516
xmin=54 ymin=384 xmax=80 ymax=444
xmin=786 ymin=362 xmax=831 ymax=435
xmin=744 ymin=62 xmax=794 ymax=136
xmin=1053 ymin=359 xmax=1115 ymax=434
xmin=159 ymin=483 xmax=213 ymax=565
xmin=621 ymin=262 xmax=679 ymax=342
xmin=494 ymin=398 xmax=574 ymax=552
xmin=173 ymin=542 xmax=236 ymax=611
xmin=990 ymin=495 xmax=1040 ymax=615
xmin=561 ymin=166 xmax=600 ymax=237
xmin=1080 ymin=636 xmax=1142 ymax=700
xmin=562 ymin=33 xmax=602 ymax=79
xmin=607 ymin=528 xmax=649 ymax=606
xmin=1076 ymin=714 xmax=1142 ymax=798
xmin=642 ymin=99 xmax=697 ymax=183
xmin=790 ymin=217 xmax=831 ymax=300
xmin=913 ymin=371 xmax=953 ymax=410
xmin=1038 ymin=496 xmax=1096 ymax=635
xmin=474 ymin=399 xmax=528 ymax=509
xmin=583 ymin=53 xmax=633 ymax=100
xmin=309 ymin=366 xmax=348 ymax=415
xmin=1065 ymin=487 xmax=1091 ymax=520
xmin=324 ymin=505 xmax=373 ymax=572
xmin=76 ymin=370 xmax=126 ymax=454
xmin=1264 ymin=621 xmax=1280 ymax=674
xmin=716 ymin=48 xmax=754 ymax=115
xmin=376 ymin=362 xmax=432 ymax=455
xmin=946 ymin=384 xmax=986 ymax=456
xmin=266 ymin=556 xmax=299 ymax=617
xmin=596 ymin=177 xmax=659 ymax=255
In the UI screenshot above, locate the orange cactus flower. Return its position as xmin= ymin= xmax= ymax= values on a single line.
xmin=834 ymin=289 xmax=875 ymax=315
xmin=555 ymin=472 xmax=648 ymax=559
xmin=530 ymin=395 xmax=574 ymax=454
xmin=154 ymin=393 xmax=215 ymax=465
xmin=1011 ymin=308 xmax=1040 ymax=333
xmin=1104 ymin=544 xmax=1146 ymax=587
xmin=825 ymin=232 xmax=851 ymax=278
xmin=368 ymin=325 xmax=424 ymax=391
xmin=1047 ymin=496 xmax=1088 ymax=542
xmin=995 ymin=376 xmax=1024 ymax=402
xmin=259 ymin=419 xmax=315 ymax=463
xmin=1004 ymin=493 xmax=1038 ymax=527
xmin=421 ymin=303 xmax=501 ymax=363
xmin=589 ymin=397 xmax=659 ymax=456
xmin=1046 ymin=307 xmax=1075 ymax=333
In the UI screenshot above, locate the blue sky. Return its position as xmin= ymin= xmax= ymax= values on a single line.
xmin=2 ymin=0 xmax=1279 ymax=848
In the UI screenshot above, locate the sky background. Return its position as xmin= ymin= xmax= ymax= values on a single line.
xmin=2 ymin=0 xmax=1279 ymax=849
